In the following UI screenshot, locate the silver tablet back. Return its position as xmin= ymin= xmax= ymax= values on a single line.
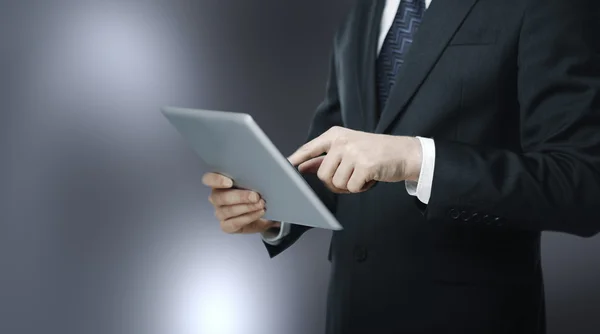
xmin=162 ymin=107 xmax=342 ymax=230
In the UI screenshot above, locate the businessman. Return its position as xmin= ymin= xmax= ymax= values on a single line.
xmin=203 ymin=0 xmax=600 ymax=333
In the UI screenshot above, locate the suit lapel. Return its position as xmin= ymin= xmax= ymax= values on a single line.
xmin=374 ymin=0 xmax=480 ymax=134
xmin=355 ymin=0 xmax=385 ymax=132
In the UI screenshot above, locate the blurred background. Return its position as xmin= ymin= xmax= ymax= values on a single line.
xmin=1 ymin=1 xmax=600 ymax=333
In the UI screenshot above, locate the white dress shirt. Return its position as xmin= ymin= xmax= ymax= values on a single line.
xmin=263 ymin=0 xmax=435 ymax=244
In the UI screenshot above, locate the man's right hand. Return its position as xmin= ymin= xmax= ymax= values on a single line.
xmin=202 ymin=172 xmax=280 ymax=234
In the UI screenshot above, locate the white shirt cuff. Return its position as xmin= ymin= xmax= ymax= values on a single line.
xmin=405 ymin=136 xmax=435 ymax=204
xmin=261 ymin=222 xmax=291 ymax=245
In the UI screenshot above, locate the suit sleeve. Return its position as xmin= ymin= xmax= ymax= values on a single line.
xmin=422 ymin=0 xmax=600 ymax=237
xmin=264 ymin=51 xmax=343 ymax=257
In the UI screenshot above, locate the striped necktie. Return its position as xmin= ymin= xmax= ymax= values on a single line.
xmin=376 ymin=0 xmax=426 ymax=115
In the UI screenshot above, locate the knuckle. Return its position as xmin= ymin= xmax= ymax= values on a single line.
xmin=346 ymin=178 xmax=361 ymax=193
xmin=225 ymin=192 xmax=239 ymax=204
xmin=317 ymin=169 xmax=328 ymax=181
xmin=357 ymin=158 xmax=375 ymax=170
xmin=331 ymin=177 xmax=344 ymax=189
xmin=212 ymin=192 xmax=224 ymax=205
xmin=244 ymin=203 xmax=257 ymax=214
xmin=253 ymin=200 xmax=265 ymax=210
xmin=228 ymin=219 xmax=242 ymax=232
xmin=347 ymin=144 xmax=360 ymax=155
xmin=348 ymin=184 xmax=361 ymax=193
xmin=247 ymin=191 xmax=259 ymax=203
xmin=354 ymin=170 xmax=371 ymax=183
xmin=333 ymin=135 xmax=348 ymax=146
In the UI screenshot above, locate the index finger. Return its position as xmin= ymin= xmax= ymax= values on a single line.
xmin=202 ymin=172 xmax=233 ymax=189
xmin=288 ymin=135 xmax=332 ymax=167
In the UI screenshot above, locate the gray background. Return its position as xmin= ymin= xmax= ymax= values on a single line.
xmin=1 ymin=1 xmax=599 ymax=333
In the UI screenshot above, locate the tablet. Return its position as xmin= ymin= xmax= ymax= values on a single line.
xmin=162 ymin=107 xmax=342 ymax=230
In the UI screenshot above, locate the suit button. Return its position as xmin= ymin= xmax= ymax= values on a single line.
xmin=483 ymin=215 xmax=492 ymax=225
xmin=472 ymin=213 xmax=482 ymax=223
xmin=494 ymin=217 xmax=503 ymax=226
xmin=449 ymin=208 xmax=460 ymax=219
xmin=353 ymin=246 xmax=368 ymax=263
xmin=460 ymin=211 xmax=470 ymax=222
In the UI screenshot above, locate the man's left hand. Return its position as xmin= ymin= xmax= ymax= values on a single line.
xmin=288 ymin=126 xmax=422 ymax=194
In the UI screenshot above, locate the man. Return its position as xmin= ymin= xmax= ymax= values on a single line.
xmin=203 ymin=0 xmax=600 ymax=332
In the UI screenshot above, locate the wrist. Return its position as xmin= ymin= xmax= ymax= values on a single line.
xmin=404 ymin=137 xmax=422 ymax=182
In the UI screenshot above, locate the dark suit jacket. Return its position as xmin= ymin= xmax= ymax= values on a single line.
xmin=265 ymin=0 xmax=600 ymax=333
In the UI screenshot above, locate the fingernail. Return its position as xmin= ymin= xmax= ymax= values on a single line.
xmin=250 ymin=192 xmax=259 ymax=202
xmin=224 ymin=179 xmax=233 ymax=187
